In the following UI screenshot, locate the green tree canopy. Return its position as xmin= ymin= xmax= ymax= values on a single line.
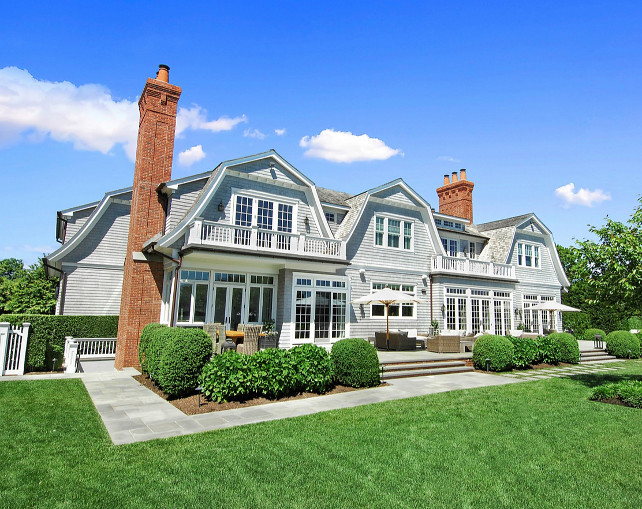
xmin=0 ymin=258 xmax=58 ymax=315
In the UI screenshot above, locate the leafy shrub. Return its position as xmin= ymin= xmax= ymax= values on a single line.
xmin=605 ymin=331 xmax=641 ymax=359
xmin=331 ymin=338 xmax=380 ymax=387
xmin=200 ymin=351 xmax=250 ymax=403
xmin=507 ymin=335 xmax=538 ymax=369
xmin=534 ymin=335 xmax=561 ymax=364
xmin=548 ymin=332 xmax=580 ymax=364
xmin=472 ymin=335 xmax=514 ymax=371
xmin=144 ymin=326 xmax=172 ymax=380
xmin=562 ymin=311 xmax=591 ymax=337
xmin=0 ymin=314 xmax=118 ymax=371
xmin=620 ymin=316 xmax=642 ymax=331
xmin=290 ymin=343 xmax=333 ymax=393
xmin=582 ymin=328 xmax=607 ymax=342
xmin=157 ymin=328 xmax=213 ymax=397
xmin=247 ymin=348 xmax=298 ymax=399
xmin=138 ymin=323 xmax=165 ymax=373
xmin=591 ymin=380 xmax=642 ymax=408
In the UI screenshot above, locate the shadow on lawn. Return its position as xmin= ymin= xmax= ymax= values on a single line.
xmin=568 ymin=372 xmax=642 ymax=389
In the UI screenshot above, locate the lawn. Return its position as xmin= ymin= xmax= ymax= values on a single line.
xmin=2 ymin=362 xmax=642 ymax=508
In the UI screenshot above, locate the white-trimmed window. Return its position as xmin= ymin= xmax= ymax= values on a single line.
xmin=176 ymin=270 xmax=210 ymax=324
xmin=293 ymin=274 xmax=348 ymax=341
xmin=248 ymin=275 xmax=275 ymax=324
xmin=441 ymin=238 xmax=458 ymax=257
xmin=325 ymin=212 xmax=335 ymax=223
xmin=370 ymin=283 xmax=416 ymax=319
xmin=374 ymin=216 xmax=413 ymax=251
xmin=232 ymin=193 xmax=297 ymax=245
xmin=517 ymin=242 xmax=540 ymax=268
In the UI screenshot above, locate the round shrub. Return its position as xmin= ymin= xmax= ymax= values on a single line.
xmin=200 ymin=350 xmax=250 ymax=403
xmin=605 ymin=331 xmax=641 ymax=359
xmin=472 ymin=335 xmax=514 ymax=371
xmin=138 ymin=323 xmax=166 ymax=373
xmin=290 ymin=344 xmax=333 ymax=393
xmin=157 ymin=328 xmax=213 ymax=397
xmin=548 ymin=332 xmax=580 ymax=364
xmin=145 ymin=326 xmax=174 ymax=381
xmin=331 ymin=338 xmax=380 ymax=387
xmin=246 ymin=348 xmax=298 ymax=399
xmin=534 ymin=335 xmax=560 ymax=364
xmin=582 ymin=328 xmax=607 ymax=343
xmin=507 ymin=336 xmax=538 ymax=369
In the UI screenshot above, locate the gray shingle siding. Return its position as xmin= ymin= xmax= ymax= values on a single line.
xmin=60 ymin=265 xmax=124 ymax=315
xmin=166 ymin=179 xmax=208 ymax=232
xmin=63 ymin=207 xmax=95 ymax=242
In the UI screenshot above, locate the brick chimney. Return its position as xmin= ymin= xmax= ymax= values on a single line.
xmin=115 ymin=65 xmax=181 ymax=369
xmin=436 ymin=169 xmax=474 ymax=223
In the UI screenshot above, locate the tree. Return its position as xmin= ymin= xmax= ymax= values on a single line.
xmin=0 ymin=258 xmax=58 ymax=315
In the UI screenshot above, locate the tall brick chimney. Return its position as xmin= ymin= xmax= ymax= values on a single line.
xmin=115 ymin=65 xmax=181 ymax=369
xmin=436 ymin=169 xmax=474 ymax=223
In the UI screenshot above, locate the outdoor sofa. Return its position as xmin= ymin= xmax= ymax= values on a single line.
xmin=375 ymin=331 xmax=416 ymax=351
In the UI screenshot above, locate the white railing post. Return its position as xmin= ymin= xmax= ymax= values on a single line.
xmin=299 ymin=234 xmax=306 ymax=254
xmin=16 ymin=323 xmax=30 ymax=375
xmin=63 ymin=336 xmax=72 ymax=369
xmin=65 ymin=339 xmax=79 ymax=374
xmin=489 ymin=262 xmax=494 ymax=276
xmin=250 ymin=227 xmax=258 ymax=250
xmin=0 ymin=322 xmax=9 ymax=376
xmin=188 ymin=220 xmax=203 ymax=245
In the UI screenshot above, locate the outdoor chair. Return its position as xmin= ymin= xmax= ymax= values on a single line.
xmin=203 ymin=323 xmax=223 ymax=355
xmin=237 ymin=323 xmax=245 ymax=332
xmin=426 ymin=334 xmax=461 ymax=353
xmin=375 ymin=331 xmax=415 ymax=351
xmin=242 ymin=324 xmax=262 ymax=355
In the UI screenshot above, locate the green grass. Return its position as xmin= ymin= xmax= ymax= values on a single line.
xmin=2 ymin=362 xmax=642 ymax=508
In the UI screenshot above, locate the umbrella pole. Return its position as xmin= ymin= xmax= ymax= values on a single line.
xmin=386 ymin=303 xmax=390 ymax=350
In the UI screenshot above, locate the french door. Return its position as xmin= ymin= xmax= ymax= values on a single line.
xmin=212 ymin=285 xmax=245 ymax=331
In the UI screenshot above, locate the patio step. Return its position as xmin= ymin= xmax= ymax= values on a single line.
xmin=380 ymin=359 xmax=473 ymax=380
xmin=579 ymin=350 xmax=617 ymax=363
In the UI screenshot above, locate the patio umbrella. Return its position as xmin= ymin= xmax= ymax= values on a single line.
xmin=529 ymin=302 xmax=581 ymax=332
xmin=351 ymin=286 xmax=421 ymax=342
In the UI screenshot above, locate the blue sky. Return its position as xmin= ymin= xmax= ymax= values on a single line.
xmin=1 ymin=1 xmax=641 ymax=265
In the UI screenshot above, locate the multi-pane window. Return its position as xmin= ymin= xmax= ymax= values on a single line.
xmin=374 ymin=216 xmax=413 ymax=250
xmin=370 ymin=282 xmax=416 ymax=318
xmin=277 ymin=203 xmax=293 ymax=250
xmin=294 ymin=275 xmax=348 ymax=341
xmin=234 ymin=196 xmax=253 ymax=245
xmin=257 ymin=200 xmax=274 ymax=248
xmin=441 ymin=238 xmax=458 ymax=256
xmin=232 ymin=194 xmax=296 ymax=249
xmin=176 ymin=270 xmax=210 ymax=324
xmin=325 ymin=212 xmax=335 ymax=223
xmin=248 ymin=274 xmax=275 ymax=324
xmin=517 ymin=242 xmax=541 ymax=268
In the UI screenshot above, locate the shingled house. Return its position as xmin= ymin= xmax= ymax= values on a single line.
xmin=44 ymin=66 xmax=569 ymax=368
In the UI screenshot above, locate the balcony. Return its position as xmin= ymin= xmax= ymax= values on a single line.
xmin=186 ymin=220 xmax=346 ymax=261
xmin=432 ymin=255 xmax=516 ymax=280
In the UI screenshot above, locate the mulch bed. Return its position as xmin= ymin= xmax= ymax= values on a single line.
xmin=596 ymin=397 xmax=630 ymax=408
xmin=133 ymin=374 xmax=385 ymax=415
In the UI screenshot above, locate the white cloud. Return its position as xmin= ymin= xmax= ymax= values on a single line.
xmin=437 ymin=155 xmax=460 ymax=163
xmin=178 ymin=144 xmax=206 ymax=167
xmin=299 ymin=129 xmax=402 ymax=163
xmin=243 ymin=128 xmax=266 ymax=140
xmin=274 ymin=128 xmax=286 ymax=136
xmin=176 ymin=106 xmax=246 ymax=136
xmin=555 ymin=182 xmax=611 ymax=207
xmin=0 ymin=66 xmax=139 ymax=159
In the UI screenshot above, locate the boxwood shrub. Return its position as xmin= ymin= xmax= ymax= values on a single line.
xmin=157 ymin=328 xmax=212 ymax=397
xmin=507 ymin=335 xmax=538 ymax=369
xmin=582 ymin=328 xmax=607 ymax=342
xmin=0 ymin=314 xmax=118 ymax=371
xmin=331 ymin=338 xmax=380 ymax=387
xmin=138 ymin=323 xmax=166 ymax=374
xmin=290 ymin=343 xmax=333 ymax=393
xmin=605 ymin=331 xmax=641 ymax=359
xmin=534 ymin=335 xmax=561 ymax=364
xmin=548 ymin=332 xmax=580 ymax=364
xmin=472 ymin=335 xmax=514 ymax=371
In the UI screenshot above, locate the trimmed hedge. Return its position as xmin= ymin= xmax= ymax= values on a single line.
xmin=605 ymin=331 xmax=641 ymax=359
xmin=472 ymin=335 xmax=514 ymax=371
xmin=0 ymin=314 xmax=118 ymax=371
xmin=582 ymin=328 xmax=607 ymax=342
xmin=548 ymin=332 xmax=580 ymax=364
xmin=157 ymin=328 xmax=213 ymax=397
xmin=330 ymin=338 xmax=380 ymax=388
xmin=138 ymin=323 xmax=166 ymax=374
xmin=507 ymin=336 xmax=538 ymax=369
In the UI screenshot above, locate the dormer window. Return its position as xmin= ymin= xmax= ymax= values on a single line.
xmin=374 ymin=216 xmax=413 ymax=251
xmin=517 ymin=242 xmax=540 ymax=268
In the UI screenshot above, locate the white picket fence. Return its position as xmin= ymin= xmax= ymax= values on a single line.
xmin=0 ymin=322 xmax=31 ymax=376
xmin=64 ymin=337 xmax=117 ymax=373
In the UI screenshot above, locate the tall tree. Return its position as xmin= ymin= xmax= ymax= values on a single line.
xmin=0 ymin=258 xmax=58 ymax=315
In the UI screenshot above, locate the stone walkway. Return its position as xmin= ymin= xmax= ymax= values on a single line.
xmin=498 ymin=362 xmax=624 ymax=381
xmin=79 ymin=370 xmax=518 ymax=445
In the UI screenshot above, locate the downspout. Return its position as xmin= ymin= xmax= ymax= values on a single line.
xmin=170 ymin=254 xmax=183 ymax=327
xmin=429 ymin=274 xmax=433 ymax=323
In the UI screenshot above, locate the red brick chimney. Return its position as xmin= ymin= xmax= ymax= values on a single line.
xmin=436 ymin=169 xmax=475 ymax=223
xmin=115 ymin=65 xmax=181 ymax=369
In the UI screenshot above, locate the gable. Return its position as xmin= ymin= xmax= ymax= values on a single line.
xmin=229 ymin=158 xmax=308 ymax=187
xmin=517 ymin=221 xmax=544 ymax=235
xmin=370 ymin=186 xmax=423 ymax=208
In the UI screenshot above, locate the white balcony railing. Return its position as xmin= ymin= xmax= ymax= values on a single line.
xmin=187 ymin=220 xmax=346 ymax=260
xmin=432 ymin=255 xmax=515 ymax=279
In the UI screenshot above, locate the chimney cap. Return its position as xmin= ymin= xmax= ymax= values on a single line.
xmin=156 ymin=64 xmax=170 ymax=83
xmin=159 ymin=64 xmax=170 ymax=70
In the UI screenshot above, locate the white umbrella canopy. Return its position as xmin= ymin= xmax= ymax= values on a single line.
xmin=529 ymin=302 xmax=581 ymax=312
xmin=351 ymin=287 xmax=421 ymax=340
